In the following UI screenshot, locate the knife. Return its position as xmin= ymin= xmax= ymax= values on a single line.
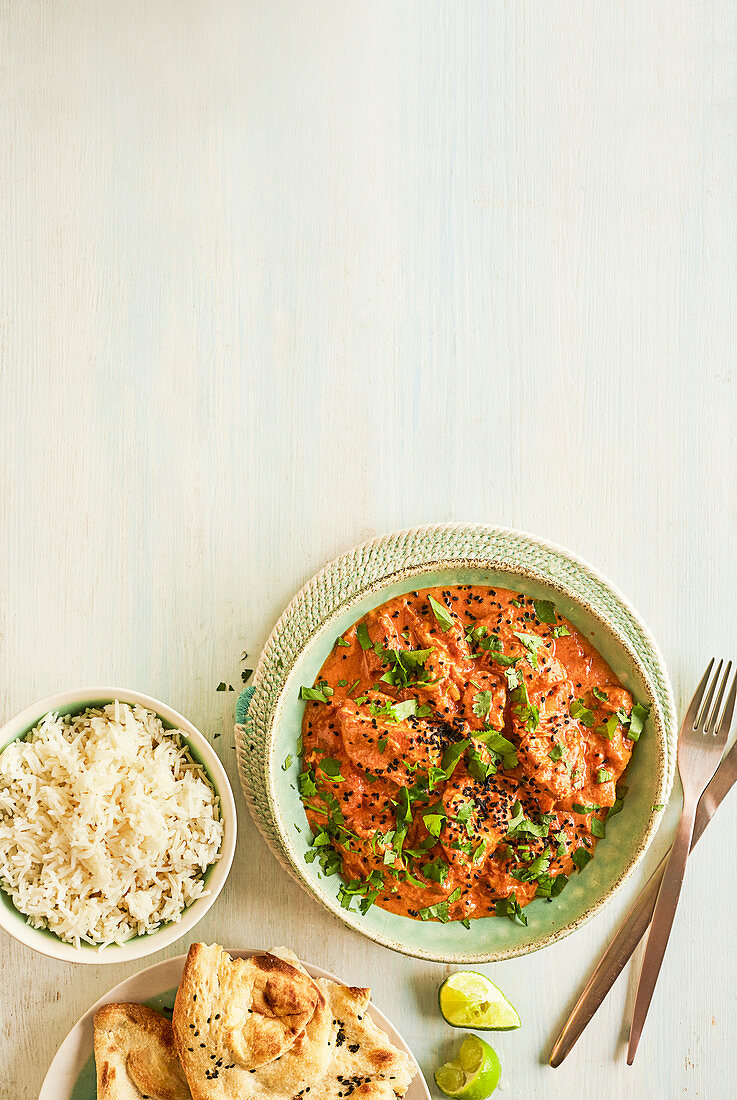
xmin=549 ymin=735 xmax=737 ymax=1067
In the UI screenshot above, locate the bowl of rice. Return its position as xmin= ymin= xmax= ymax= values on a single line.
xmin=0 ymin=687 xmax=236 ymax=963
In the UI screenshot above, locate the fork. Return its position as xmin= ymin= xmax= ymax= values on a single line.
xmin=626 ymin=659 xmax=736 ymax=1064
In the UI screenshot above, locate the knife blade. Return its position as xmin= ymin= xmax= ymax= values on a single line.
xmin=549 ymin=735 xmax=737 ymax=1067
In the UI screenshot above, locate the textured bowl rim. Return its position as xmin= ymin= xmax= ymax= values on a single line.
xmin=0 ymin=686 xmax=237 ymax=964
xmin=237 ymin=524 xmax=677 ymax=963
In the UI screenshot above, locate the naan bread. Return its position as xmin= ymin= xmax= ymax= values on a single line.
xmin=312 ymin=979 xmax=415 ymax=1099
xmin=172 ymin=944 xmax=416 ymax=1099
xmin=172 ymin=944 xmax=332 ymax=1099
xmin=94 ymin=1002 xmax=192 ymax=1100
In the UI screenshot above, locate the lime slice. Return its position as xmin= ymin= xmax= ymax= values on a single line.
xmin=439 ymin=971 xmax=521 ymax=1031
xmin=434 ymin=1035 xmax=501 ymax=1099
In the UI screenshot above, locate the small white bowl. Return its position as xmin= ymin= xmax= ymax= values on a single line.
xmin=0 ymin=686 xmax=237 ymax=964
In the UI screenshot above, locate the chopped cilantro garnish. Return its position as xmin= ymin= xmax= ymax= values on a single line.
xmin=337 ymin=678 xmax=348 ymax=687
xmin=570 ymin=698 xmax=596 ymax=727
xmin=422 ymin=813 xmax=445 ymax=838
xmin=475 ymin=730 xmax=518 ymax=770
xmin=548 ymin=742 xmax=565 ymax=762
xmin=472 ymin=690 xmax=495 ymax=720
xmin=468 ymin=747 xmax=495 ymax=782
xmin=651 ymin=804 xmax=665 ymax=812
xmin=368 ymin=697 xmax=418 ymax=724
xmin=318 ymin=757 xmax=345 ymax=782
xmin=464 ymin=626 xmax=519 ymax=667
xmin=418 ymin=902 xmax=449 ymax=922
xmin=440 ymin=739 xmax=468 ymax=777
xmin=595 ymin=713 xmax=619 ymax=740
xmin=572 ymin=847 xmax=592 ymax=871
xmin=534 ymin=598 xmax=557 ymax=624
xmin=428 ymin=594 xmax=454 ymax=632
xmin=356 ymin=623 xmax=373 ymax=650
xmin=297 ymin=770 xmax=317 ymax=798
xmin=596 ymin=768 xmax=614 ymax=783
xmin=377 ymin=737 xmax=388 ymax=753
xmin=512 ymin=681 xmax=540 ymax=732
xmin=300 ymin=685 xmax=332 ymax=703
xmin=607 ymin=795 xmax=625 ymax=819
xmin=552 ymin=624 xmax=571 ymax=638
xmin=536 ymin=872 xmax=569 ymax=899
xmin=421 ymin=857 xmax=449 ymax=885
xmin=281 ymin=754 xmax=293 ymax=771
xmin=627 ymin=702 xmax=650 ymax=741
xmin=336 ymin=636 xmax=350 ymax=648
xmin=593 ymin=687 xmax=609 ymax=701
xmin=377 ymin=646 xmax=434 ymax=689
xmin=511 ymin=852 xmax=551 ymax=883
xmin=572 ymin=802 xmax=600 ymax=815
xmin=590 ymin=817 xmax=606 ymax=839
xmin=502 ymin=667 xmax=519 ymax=694
xmin=495 ymin=893 xmax=528 ymax=925
xmin=513 ymin=631 xmax=546 ymax=668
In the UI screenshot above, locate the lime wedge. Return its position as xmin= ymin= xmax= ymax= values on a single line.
xmin=434 ymin=1035 xmax=501 ymax=1099
xmin=439 ymin=971 xmax=521 ymax=1031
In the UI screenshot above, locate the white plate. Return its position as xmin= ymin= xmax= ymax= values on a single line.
xmin=39 ymin=948 xmax=430 ymax=1100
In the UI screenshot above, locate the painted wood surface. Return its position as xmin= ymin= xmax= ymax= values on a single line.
xmin=1 ymin=2 xmax=736 ymax=1097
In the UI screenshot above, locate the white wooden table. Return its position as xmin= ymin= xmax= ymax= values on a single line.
xmin=2 ymin=3 xmax=736 ymax=1098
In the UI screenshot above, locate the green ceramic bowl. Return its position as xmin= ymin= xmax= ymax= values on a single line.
xmin=236 ymin=525 xmax=676 ymax=962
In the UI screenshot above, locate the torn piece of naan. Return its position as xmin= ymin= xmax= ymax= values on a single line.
xmin=93 ymin=1002 xmax=192 ymax=1100
xmin=172 ymin=944 xmax=416 ymax=1099
xmin=172 ymin=943 xmax=332 ymax=1099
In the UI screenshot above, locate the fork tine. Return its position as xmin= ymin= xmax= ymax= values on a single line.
xmin=716 ymin=666 xmax=737 ymax=740
xmin=685 ymin=659 xmax=715 ymax=730
xmin=706 ymin=661 xmax=732 ymax=734
xmin=696 ymin=660 xmax=722 ymax=729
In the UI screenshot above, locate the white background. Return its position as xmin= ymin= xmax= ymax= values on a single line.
xmin=2 ymin=2 xmax=736 ymax=1098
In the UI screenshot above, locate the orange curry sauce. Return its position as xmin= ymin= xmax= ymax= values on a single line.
xmin=298 ymin=586 xmax=647 ymax=925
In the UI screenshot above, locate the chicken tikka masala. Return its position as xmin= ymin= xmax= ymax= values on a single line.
xmin=297 ymin=586 xmax=649 ymax=925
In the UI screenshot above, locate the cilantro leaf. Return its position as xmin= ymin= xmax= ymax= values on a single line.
xmin=377 ymin=646 xmax=434 ymax=688
xmin=511 ymin=852 xmax=551 ymax=883
xmin=552 ymin=624 xmax=571 ymax=638
xmin=495 ymin=893 xmax=528 ymax=925
xmin=596 ymin=768 xmax=614 ymax=783
xmin=440 ymin=739 xmax=468 ymax=777
xmin=570 ymin=698 xmax=596 ymax=728
xmin=422 ymin=812 xmax=445 ymax=838
xmin=356 ymin=623 xmax=373 ymax=650
xmin=421 ymin=857 xmax=449 ymax=885
xmin=472 ymin=690 xmax=495 ymax=720
xmin=513 ymin=631 xmax=546 ymax=669
xmin=534 ymin=599 xmax=557 ymax=624
xmin=428 ymin=594 xmax=454 ymax=632
xmin=572 ymin=847 xmax=592 ymax=871
xmin=318 ymin=757 xmax=345 ymax=782
xmin=300 ymin=684 xmax=333 ymax=703
xmin=595 ymin=713 xmax=619 ymax=740
xmin=548 ymin=742 xmax=565 ymax=762
xmin=627 ymin=702 xmax=650 ymax=741
xmin=297 ymin=770 xmax=317 ymax=798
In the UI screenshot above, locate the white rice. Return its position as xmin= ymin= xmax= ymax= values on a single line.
xmin=0 ymin=701 xmax=223 ymax=948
